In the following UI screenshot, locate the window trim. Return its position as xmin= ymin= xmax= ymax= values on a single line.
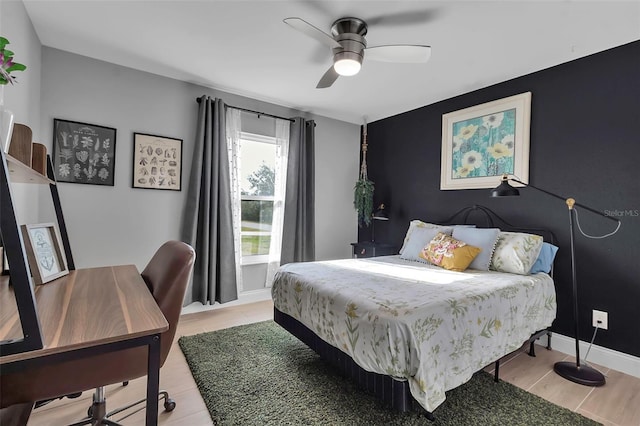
xmin=241 ymin=254 xmax=270 ymax=266
xmin=240 ymin=131 xmax=276 ymax=145
xmin=241 ymin=194 xmax=275 ymax=202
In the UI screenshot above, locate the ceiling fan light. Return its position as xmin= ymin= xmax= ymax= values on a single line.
xmin=334 ymin=58 xmax=361 ymax=76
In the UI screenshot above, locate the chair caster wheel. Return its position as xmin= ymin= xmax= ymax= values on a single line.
xmin=164 ymin=398 xmax=176 ymax=412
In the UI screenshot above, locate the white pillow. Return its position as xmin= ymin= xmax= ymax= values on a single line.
xmin=399 ymin=220 xmax=453 ymax=255
xmin=400 ymin=226 xmax=452 ymax=263
xmin=490 ymin=231 xmax=544 ymax=275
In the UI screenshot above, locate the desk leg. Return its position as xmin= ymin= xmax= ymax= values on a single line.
xmin=145 ymin=334 xmax=161 ymax=426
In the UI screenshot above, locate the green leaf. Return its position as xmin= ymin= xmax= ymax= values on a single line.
xmin=6 ymin=63 xmax=26 ymax=73
xmin=0 ymin=37 xmax=8 ymax=50
xmin=2 ymin=49 xmax=14 ymax=57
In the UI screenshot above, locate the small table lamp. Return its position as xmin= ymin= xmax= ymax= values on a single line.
xmin=491 ymin=174 xmax=620 ymax=386
xmin=371 ymin=203 xmax=389 ymax=243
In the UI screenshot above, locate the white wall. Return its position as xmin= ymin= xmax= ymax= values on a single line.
xmin=1 ymin=1 xmax=40 ymax=137
xmin=37 ymin=48 xmax=359 ymax=284
xmin=1 ymin=0 xmax=43 ymax=224
xmin=314 ymin=117 xmax=360 ymax=261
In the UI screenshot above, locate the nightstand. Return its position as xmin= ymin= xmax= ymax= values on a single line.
xmin=350 ymin=242 xmax=396 ymax=258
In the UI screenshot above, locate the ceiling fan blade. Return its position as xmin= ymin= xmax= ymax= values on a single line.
xmin=365 ymin=45 xmax=432 ymax=63
xmin=284 ymin=17 xmax=341 ymax=49
xmin=316 ymin=66 xmax=339 ymax=89
xmin=366 ymin=10 xmax=441 ymax=27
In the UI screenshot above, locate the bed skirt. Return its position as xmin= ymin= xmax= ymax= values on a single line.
xmin=274 ymin=307 xmax=415 ymax=411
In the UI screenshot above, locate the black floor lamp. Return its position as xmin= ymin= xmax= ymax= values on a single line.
xmin=491 ymin=174 xmax=621 ymax=386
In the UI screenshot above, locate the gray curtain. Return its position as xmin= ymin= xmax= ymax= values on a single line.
xmin=181 ymin=96 xmax=238 ymax=305
xmin=281 ymin=118 xmax=315 ymax=265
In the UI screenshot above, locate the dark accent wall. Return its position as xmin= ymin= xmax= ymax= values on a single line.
xmin=362 ymin=41 xmax=640 ymax=357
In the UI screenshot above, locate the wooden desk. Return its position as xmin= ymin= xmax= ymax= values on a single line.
xmin=0 ymin=265 xmax=168 ymax=425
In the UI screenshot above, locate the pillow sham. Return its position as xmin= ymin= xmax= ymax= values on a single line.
xmin=490 ymin=231 xmax=544 ymax=275
xmin=399 ymin=220 xmax=454 ymax=255
xmin=399 ymin=226 xmax=453 ymax=263
xmin=529 ymin=242 xmax=559 ymax=274
xmin=451 ymin=227 xmax=500 ymax=271
xmin=419 ymin=232 xmax=481 ymax=272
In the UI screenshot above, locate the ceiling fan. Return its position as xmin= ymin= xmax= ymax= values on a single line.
xmin=284 ymin=16 xmax=431 ymax=88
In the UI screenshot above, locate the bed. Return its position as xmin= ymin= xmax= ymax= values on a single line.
xmin=272 ymin=206 xmax=557 ymax=417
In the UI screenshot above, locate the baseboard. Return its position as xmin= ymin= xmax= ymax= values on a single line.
xmin=536 ymin=332 xmax=640 ymax=379
xmin=181 ymin=288 xmax=272 ymax=315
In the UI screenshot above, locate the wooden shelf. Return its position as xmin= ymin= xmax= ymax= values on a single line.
xmin=5 ymin=154 xmax=54 ymax=185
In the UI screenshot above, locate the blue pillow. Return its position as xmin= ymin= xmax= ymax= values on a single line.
xmin=529 ymin=242 xmax=559 ymax=274
xmin=451 ymin=227 xmax=500 ymax=271
xmin=400 ymin=226 xmax=453 ymax=263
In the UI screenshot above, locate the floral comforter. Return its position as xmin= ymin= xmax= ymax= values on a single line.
xmin=271 ymin=255 xmax=556 ymax=412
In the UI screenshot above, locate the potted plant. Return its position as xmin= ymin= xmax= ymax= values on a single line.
xmin=0 ymin=37 xmax=27 ymax=152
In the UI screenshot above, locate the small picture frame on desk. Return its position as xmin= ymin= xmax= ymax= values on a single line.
xmin=21 ymin=223 xmax=69 ymax=285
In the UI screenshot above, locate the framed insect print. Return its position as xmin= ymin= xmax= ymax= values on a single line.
xmin=132 ymin=133 xmax=182 ymax=191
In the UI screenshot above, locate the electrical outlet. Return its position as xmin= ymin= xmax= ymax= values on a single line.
xmin=592 ymin=310 xmax=608 ymax=330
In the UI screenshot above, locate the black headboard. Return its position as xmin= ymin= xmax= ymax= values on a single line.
xmin=439 ymin=205 xmax=557 ymax=245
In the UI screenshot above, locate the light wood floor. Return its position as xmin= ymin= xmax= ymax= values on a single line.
xmin=29 ymin=300 xmax=640 ymax=426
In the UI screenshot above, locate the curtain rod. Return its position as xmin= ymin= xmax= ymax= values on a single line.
xmin=196 ymin=97 xmax=295 ymax=123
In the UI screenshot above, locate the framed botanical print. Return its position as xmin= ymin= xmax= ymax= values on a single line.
xmin=132 ymin=133 xmax=182 ymax=191
xmin=53 ymin=119 xmax=117 ymax=186
xmin=440 ymin=92 xmax=531 ymax=190
xmin=21 ymin=223 xmax=69 ymax=285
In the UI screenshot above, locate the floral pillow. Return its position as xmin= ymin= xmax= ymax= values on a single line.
xmin=490 ymin=231 xmax=544 ymax=275
xmin=399 ymin=226 xmax=452 ymax=263
xmin=399 ymin=220 xmax=453 ymax=255
xmin=419 ymin=232 xmax=481 ymax=272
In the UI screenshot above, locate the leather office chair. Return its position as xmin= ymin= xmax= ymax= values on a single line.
xmin=0 ymin=240 xmax=195 ymax=425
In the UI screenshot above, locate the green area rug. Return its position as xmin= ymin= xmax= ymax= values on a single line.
xmin=178 ymin=321 xmax=599 ymax=425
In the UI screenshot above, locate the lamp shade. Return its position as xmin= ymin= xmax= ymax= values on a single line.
xmin=490 ymin=179 xmax=520 ymax=197
xmin=334 ymin=58 xmax=361 ymax=76
xmin=372 ymin=204 xmax=389 ymax=220
xmin=333 ymin=51 xmax=363 ymax=76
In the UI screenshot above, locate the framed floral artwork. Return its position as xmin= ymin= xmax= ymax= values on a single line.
xmin=132 ymin=133 xmax=182 ymax=191
xmin=440 ymin=92 xmax=531 ymax=190
xmin=21 ymin=223 xmax=69 ymax=285
xmin=53 ymin=119 xmax=117 ymax=186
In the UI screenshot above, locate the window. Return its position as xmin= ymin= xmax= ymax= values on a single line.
xmin=239 ymin=132 xmax=279 ymax=264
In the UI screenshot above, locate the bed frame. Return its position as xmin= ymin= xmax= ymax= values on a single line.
xmin=274 ymin=205 xmax=556 ymax=418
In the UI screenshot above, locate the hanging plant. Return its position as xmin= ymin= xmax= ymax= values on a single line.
xmin=354 ymin=178 xmax=374 ymax=227
xmin=353 ymin=122 xmax=374 ymax=227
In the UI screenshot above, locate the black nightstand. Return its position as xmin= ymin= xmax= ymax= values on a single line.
xmin=350 ymin=242 xmax=396 ymax=258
